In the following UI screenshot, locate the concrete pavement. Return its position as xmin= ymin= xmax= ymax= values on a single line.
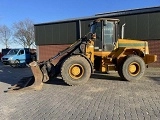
xmin=0 ymin=62 xmax=160 ymax=120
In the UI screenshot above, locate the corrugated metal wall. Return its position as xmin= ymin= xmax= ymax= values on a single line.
xmin=80 ymin=20 xmax=93 ymax=37
xmin=35 ymin=12 xmax=160 ymax=45
xmin=35 ymin=21 xmax=78 ymax=45
xmin=115 ymin=12 xmax=160 ymax=40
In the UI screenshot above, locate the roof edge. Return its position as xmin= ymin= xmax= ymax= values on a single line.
xmin=96 ymin=6 xmax=160 ymax=16
xmin=34 ymin=6 xmax=160 ymax=26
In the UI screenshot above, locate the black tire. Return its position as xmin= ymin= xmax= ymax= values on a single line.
xmin=119 ymin=55 xmax=146 ymax=81
xmin=10 ymin=60 xmax=20 ymax=68
xmin=3 ymin=62 xmax=8 ymax=65
xmin=61 ymin=55 xmax=91 ymax=86
xmin=117 ymin=56 xmax=127 ymax=80
xmin=117 ymin=64 xmax=124 ymax=80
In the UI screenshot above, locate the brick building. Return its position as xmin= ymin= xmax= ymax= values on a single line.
xmin=34 ymin=6 xmax=160 ymax=67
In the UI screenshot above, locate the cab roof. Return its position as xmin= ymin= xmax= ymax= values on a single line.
xmin=94 ymin=18 xmax=120 ymax=22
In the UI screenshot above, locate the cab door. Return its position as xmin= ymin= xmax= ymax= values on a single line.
xmin=103 ymin=21 xmax=116 ymax=51
xmin=17 ymin=49 xmax=25 ymax=63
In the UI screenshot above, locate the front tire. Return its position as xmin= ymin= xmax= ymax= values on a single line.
xmin=61 ymin=55 xmax=91 ymax=86
xmin=119 ymin=55 xmax=146 ymax=81
xmin=10 ymin=60 xmax=20 ymax=68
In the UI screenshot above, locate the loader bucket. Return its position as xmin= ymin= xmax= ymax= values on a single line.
xmin=4 ymin=61 xmax=46 ymax=92
xmin=29 ymin=61 xmax=44 ymax=90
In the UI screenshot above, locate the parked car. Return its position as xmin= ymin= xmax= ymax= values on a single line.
xmin=0 ymin=48 xmax=11 ymax=61
xmin=1 ymin=48 xmax=36 ymax=67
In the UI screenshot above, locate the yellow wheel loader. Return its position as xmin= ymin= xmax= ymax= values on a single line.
xmin=6 ymin=18 xmax=157 ymax=92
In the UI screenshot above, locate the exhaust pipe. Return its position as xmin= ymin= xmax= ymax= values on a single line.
xmin=121 ymin=23 xmax=126 ymax=39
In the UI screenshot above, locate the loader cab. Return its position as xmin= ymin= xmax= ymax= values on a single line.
xmin=90 ymin=18 xmax=119 ymax=51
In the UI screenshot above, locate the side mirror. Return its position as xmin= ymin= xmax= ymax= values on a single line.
xmin=88 ymin=22 xmax=93 ymax=27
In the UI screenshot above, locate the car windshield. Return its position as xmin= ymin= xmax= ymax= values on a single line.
xmin=7 ymin=49 xmax=19 ymax=55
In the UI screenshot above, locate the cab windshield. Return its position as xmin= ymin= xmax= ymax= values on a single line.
xmin=90 ymin=21 xmax=102 ymax=49
xmin=7 ymin=49 xmax=19 ymax=55
xmin=90 ymin=22 xmax=102 ymax=39
xmin=90 ymin=22 xmax=101 ymax=35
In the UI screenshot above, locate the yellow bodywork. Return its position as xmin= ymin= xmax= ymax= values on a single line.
xmin=117 ymin=39 xmax=157 ymax=64
xmin=118 ymin=39 xmax=149 ymax=54
xmin=85 ymin=40 xmax=95 ymax=63
xmin=85 ymin=38 xmax=157 ymax=72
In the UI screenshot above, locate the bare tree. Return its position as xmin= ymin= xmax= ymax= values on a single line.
xmin=13 ymin=19 xmax=35 ymax=48
xmin=0 ymin=25 xmax=12 ymax=48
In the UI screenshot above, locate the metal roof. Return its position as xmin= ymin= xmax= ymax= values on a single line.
xmin=96 ymin=6 xmax=160 ymax=16
xmin=35 ymin=6 xmax=160 ymax=26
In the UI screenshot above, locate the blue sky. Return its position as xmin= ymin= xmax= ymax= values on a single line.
xmin=0 ymin=0 xmax=160 ymax=51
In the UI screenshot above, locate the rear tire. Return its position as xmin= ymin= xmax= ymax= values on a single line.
xmin=61 ymin=55 xmax=91 ymax=86
xmin=118 ymin=55 xmax=146 ymax=81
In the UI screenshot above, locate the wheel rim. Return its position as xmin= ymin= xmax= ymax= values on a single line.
xmin=15 ymin=60 xmax=19 ymax=64
xmin=128 ymin=62 xmax=140 ymax=76
xmin=15 ymin=60 xmax=20 ymax=66
xmin=69 ymin=64 xmax=84 ymax=79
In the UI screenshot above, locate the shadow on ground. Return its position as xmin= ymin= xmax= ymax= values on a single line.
xmin=148 ymin=77 xmax=160 ymax=85
xmin=46 ymin=72 xmax=126 ymax=87
xmin=0 ymin=63 xmax=32 ymax=85
xmin=91 ymin=72 xmax=127 ymax=81
xmin=46 ymin=77 xmax=68 ymax=86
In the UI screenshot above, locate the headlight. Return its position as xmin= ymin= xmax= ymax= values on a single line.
xmin=8 ymin=57 xmax=13 ymax=60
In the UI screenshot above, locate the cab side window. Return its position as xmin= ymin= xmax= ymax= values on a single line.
xmin=103 ymin=21 xmax=115 ymax=44
xmin=19 ymin=50 xmax=24 ymax=55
